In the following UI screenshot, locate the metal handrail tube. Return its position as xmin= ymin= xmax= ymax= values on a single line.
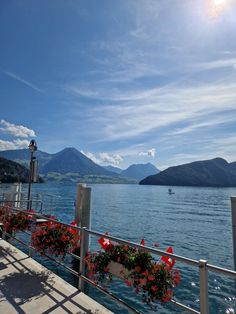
xmin=85 ymin=228 xmax=199 ymax=267
xmin=0 ymin=200 xmax=43 ymax=212
xmin=79 ymin=274 xmax=143 ymax=314
xmin=170 ymin=299 xmax=200 ymax=314
xmin=7 ymin=234 xmax=29 ymax=249
xmin=69 ymin=251 xmax=81 ymax=261
xmin=42 ymin=252 xmax=79 ymax=277
xmin=0 ymin=200 xmax=43 ymax=205
xmin=207 ymin=263 xmax=236 ymax=278
xmin=5 ymin=206 xmax=82 ymax=232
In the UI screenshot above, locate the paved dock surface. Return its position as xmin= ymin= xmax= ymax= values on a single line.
xmin=0 ymin=238 xmax=113 ymax=314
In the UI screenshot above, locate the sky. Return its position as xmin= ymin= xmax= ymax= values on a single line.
xmin=0 ymin=0 xmax=236 ymax=170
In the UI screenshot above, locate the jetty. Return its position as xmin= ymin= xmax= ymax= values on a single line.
xmin=0 ymin=183 xmax=236 ymax=314
xmin=0 ymin=238 xmax=112 ymax=314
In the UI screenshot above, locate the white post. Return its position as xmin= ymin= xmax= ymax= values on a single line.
xmin=199 ymin=259 xmax=209 ymax=314
xmin=75 ymin=183 xmax=91 ymax=230
xmin=75 ymin=183 xmax=91 ymax=291
xmin=12 ymin=183 xmax=22 ymax=208
xmin=231 ymin=197 xmax=236 ymax=271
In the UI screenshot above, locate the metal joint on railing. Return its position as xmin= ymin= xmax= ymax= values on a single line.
xmin=199 ymin=259 xmax=209 ymax=314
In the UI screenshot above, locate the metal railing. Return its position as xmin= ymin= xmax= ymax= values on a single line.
xmin=1 ymin=199 xmax=43 ymax=212
xmin=0 ymin=206 xmax=236 ymax=314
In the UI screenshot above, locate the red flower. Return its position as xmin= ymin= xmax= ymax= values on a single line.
xmin=174 ymin=269 xmax=180 ymax=286
xmin=161 ymin=246 xmax=175 ymax=268
xmin=125 ymin=280 xmax=132 ymax=287
xmin=140 ymin=238 xmax=145 ymax=246
xmin=98 ymin=232 xmax=113 ymax=250
xmin=134 ymin=266 xmax=141 ymax=273
xmin=148 ymin=274 xmax=155 ymax=281
xmin=68 ymin=221 xmax=78 ymax=235
xmin=162 ymin=290 xmax=173 ymax=302
xmin=123 ymin=245 xmax=129 ymax=252
xmin=139 ymin=278 xmax=147 ymax=286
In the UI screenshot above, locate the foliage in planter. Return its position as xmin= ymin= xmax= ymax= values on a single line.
xmin=32 ymin=220 xmax=80 ymax=257
xmin=3 ymin=208 xmax=33 ymax=233
xmin=0 ymin=206 xmax=6 ymax=221
xmin=86 ymin=234 xmax=180 ymax=304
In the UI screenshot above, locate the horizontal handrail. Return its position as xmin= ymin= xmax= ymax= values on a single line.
xmin=1 ymin=206 xmax=81 ymax=231
xmin=206 ymin=263 xmax=236 ymax=278
xmin=170 ymin=299 xmax=200 ymax=314
xmin=86 ymin=228 xmax=236 ymax=278
xmin=86 ymin=228 xmax=199 ymax=267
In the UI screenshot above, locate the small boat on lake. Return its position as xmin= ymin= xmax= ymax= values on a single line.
xmin=168 ymin=188 xmax=175 ymax=195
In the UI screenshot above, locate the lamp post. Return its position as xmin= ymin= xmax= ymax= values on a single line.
xmin=27 ymin=139 xmax=37 ymax=210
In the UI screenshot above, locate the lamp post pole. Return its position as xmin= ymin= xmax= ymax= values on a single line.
xmin=27 ymin=140 xmax=37 ymax=210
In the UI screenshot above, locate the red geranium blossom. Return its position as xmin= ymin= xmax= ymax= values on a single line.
xmin=161 ymin=246 xmax=175 ymax=268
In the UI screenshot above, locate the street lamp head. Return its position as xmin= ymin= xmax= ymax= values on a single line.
xmin=28 ymin=139 xmax=37 ymax=153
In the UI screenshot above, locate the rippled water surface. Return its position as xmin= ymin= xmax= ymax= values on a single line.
xmin=2 ymin=183 xmax=236 ymax=313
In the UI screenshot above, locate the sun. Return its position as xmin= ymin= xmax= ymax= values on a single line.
xmin=213 ymin=0 xmax=226 ymax=4
xmin=208 ymin=0 xmax=232 ymax=17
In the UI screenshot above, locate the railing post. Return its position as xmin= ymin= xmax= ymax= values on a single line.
xmin=79 ymin=227 xmax=87 ymax=291
xmin=199 ymin=259 xmax=209 ymax=314
xmin=12 ymin=183 xmax=22 ymax=208
xmin=231 ymin=197 xmax=236 ymax=272
xmin=75 ymin=183 xmax=91 ymax=256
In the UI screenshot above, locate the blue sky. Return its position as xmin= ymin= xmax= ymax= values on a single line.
xmin=1 ymin=0 xmax=236 ymax=170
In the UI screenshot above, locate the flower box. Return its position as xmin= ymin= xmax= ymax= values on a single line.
xmin=107 ymin=261 xmax=130 ymax=280
xmin=86 ymin=234 xmax=180 ymax=304
xmin=31 ymin=220 xmax=79 ymax=257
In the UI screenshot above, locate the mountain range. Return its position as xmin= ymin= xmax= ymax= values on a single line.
xmin=1 ymin=149 xmax=236 ymax=187
xmin=104 ymin=163 xmax=160 ymax=180
xmin=140 ymin=157 xmax=236 ymax=187
xmin=0 ymin=148 xmax=159 ymax=183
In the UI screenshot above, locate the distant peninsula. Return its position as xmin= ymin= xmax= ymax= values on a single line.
xmin=139 ymin=158 xmax=236 ymax=187
xmin=0 ymin=157 xmax=30 ymax=183
xmin=0 ymin=157 xmax=44 ymax=183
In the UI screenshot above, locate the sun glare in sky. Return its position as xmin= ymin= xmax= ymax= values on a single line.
xmin=208 ymin=0 xmax=233 ymax=17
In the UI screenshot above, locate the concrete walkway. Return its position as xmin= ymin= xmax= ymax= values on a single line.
xmin=0 ymin=239 xmax=113 ymax=314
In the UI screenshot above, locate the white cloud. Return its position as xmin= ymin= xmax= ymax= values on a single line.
xmin=99 ymin=152 xmax=123 ymax=165
xmin=0 ymin=139 xmax=29 ymax=151
xmin=139 ymin=148 xmax=156 ymax=157
xmin=80 ymin=150 xmax=101 ymax=165
xmin=81 ymin=150 xmax=123 ymax=166
xmin=0 ymin=120 xmax=36 ymax=138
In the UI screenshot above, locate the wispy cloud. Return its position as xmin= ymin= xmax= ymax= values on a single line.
xmin=4 ymin=71 xmax=45 ymax=93
xmin=168 ymin=113 xmax=236 ymax=136
xmin=0 ymin=120 xmax=36 ymax=138
xmin=76 ymin=80 xmax=236 ymax=142
xmin=192 ymin=58 xmax=236 ymax=72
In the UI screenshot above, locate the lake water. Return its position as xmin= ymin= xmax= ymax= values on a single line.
xmin=1 ymin=182 xmax=236 ymax=313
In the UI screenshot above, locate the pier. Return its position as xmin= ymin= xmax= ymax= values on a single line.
xmin=0 ymin=238 xmax=112 ymax=314
xmin=0 ymin=185 xmax=236 ymax=314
